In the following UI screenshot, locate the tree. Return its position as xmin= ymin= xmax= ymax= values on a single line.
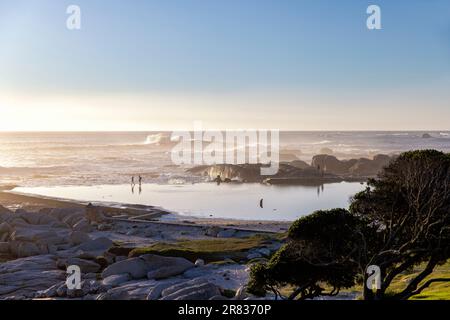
xmin=351 ymin=150 xmax=450 ymax=299
xmin=248 ymin=150 xmax=450 ymax=300
xmin=248 ymin=208 xmax=371 ymax=300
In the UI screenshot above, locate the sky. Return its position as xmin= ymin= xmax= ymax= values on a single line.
xmin=0 ymin=0 xmax=449 ymax=131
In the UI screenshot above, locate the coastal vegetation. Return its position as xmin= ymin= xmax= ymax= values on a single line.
xmin=248 ymin=150 xmax=450 ymax=300
xmin=129 ymin=235 xmax=278 ymax=263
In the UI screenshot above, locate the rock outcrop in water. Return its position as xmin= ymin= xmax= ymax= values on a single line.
xmin=187 ymin=163 xmax=341 ymax=185
xmin=311 ymin=154 xmax=394 ymax=177
xmin=187 ymin=154 xmax=395 ymax=185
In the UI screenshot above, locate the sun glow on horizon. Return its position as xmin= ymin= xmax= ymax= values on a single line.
xmin=1 ymin=89 xmax=450 ymax=132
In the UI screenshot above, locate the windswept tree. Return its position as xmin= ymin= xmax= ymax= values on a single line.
xmin=247 ymin=209 xmax=373 ymax=300
xmin=248 ymin=150 xmax=450 ymax=300
xmin=351 ymin=150 xmax=450 ymax=299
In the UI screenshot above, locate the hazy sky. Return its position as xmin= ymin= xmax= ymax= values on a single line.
xmin=0 ymin=0 xmax=449 ymax=131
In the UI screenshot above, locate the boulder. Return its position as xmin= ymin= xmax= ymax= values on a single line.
xmin=0 ymin=255 xmax=65 ymax=299
xmin=0 ymin=205 xmax=12 ymax=215
xmin=146 ymin=281 xmax=183 ymax=300
xmin=56 ymin=284 xmax=68 ymax=297
xmin=102 ymin=254 xmax=194 ymax=280
xmin=37 ymin=214 xmax=58 ymax=225
xmin=0 ymin=242 xmax=10 ymax=254
xmin=311 ymin=155 xmax=355 ymax=175
xmin=217 ymin=229 xmax=236 ymax=238
xmin=78 ymin=237 xmax=113 ymax=252
xmin=195 ymin=259 xmax=205 ymax=267
xmin=161 ymin=278 xmax=209 ymax=297
xmin=85 ymin=204 xmax=106 ymax=223
xmin=101 ymin=257 xmax=150 ymax=279
xmin=15 ymin=242 xmax=45 ymax=257
xmin=50 ymin=221 xmax=70 ymax=229
xmin=69 ymin=231 xmax=91 ymax=245
xmin=73 ymin=218 xmax=92 ymax=232
xmin=8 ymin=217 xmax=28 ymax=228
xmin=319 ymin=147 xmax=334 ymax=155
xmin=36 ymin=282 xmax=63 ymax=298
xmin=161 ymin=282 xmax=221 ymax=300
xmin=205 ymin=226 xmax=221 ymax=237
xmin=247 ymin=252 xmax=262 ymax=260
xmin=62 ymin=213 xmax=85 ymax=228
xmin=289 ymin=160 xmax=310 ymax=169
xmin=257 ymin=248 xmax=271 ymax=257
xmin=97 ymin=223 xmax=112 ymax=231
xmin=66 ymin=258 xmax=101 ymax=274
xmin=49 ymin=207 xmax=84 ymax=222
xmin=234 ymin=286 xmax=248 ymax=300
xmin=95 ymin=256 xmax=109 ymax=269
xmin=66 ymin=288 xmax=85 ymax=299
xmin=19 ymin=212 xmax=48 ymax=225
xmin=0 ymin=222 xmax=12 ymax=235
xmin=349 ymin=155 xmax=392 ymax=176
xmin=11 ymin=228 xmax=65 ymax=246
xmin=102 ymin=274 xmax=131 ymax=287
xmin=142 ymin=254 xmax=194 ymax=280
xmin=115 ymin=256 xmax=127 ymax=262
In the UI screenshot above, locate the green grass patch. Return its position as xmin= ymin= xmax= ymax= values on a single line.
xmin=390 ymin=260 xmax=450 ymax=300
xmin=340 ymin=260 xmax=450 ymax=300
xmin=129 ymin=235 xmax=270 ymax=263
xmin=279 ymin=260 xmax=450 ymax=300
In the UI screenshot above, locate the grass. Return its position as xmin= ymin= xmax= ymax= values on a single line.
xmin=387 ymin=260 xmax=450 ymax=300
xmin=128 ymin=235 xmax=272 ymax=263
xmin=336 ymin=260 xmax=450 ymax=300
xmin=277 ymin=260 xmax=450 ymax=300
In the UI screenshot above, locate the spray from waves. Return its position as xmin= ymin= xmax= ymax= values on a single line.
xmin=144 ymin=133 xmax=175 ymax=145
xmin=309 ymin=140 xmax=332 ymax=145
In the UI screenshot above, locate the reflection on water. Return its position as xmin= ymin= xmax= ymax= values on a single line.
xmin=14 ymin=182 xmax=365 ymax=221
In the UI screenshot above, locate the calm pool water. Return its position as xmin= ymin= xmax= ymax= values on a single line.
xmin=13 ymin=182 xmax=365 ymax=221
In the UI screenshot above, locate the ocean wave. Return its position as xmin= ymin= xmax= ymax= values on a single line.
xmin=310 ymin=140 xmax=332 ymax=145
xmin=0 ymin=165 xmax=70 ymax=174
xmin=375 ymin=133 xmax=410 ymax=136
xmin=144 ymin=133 xmax=168 ymax=145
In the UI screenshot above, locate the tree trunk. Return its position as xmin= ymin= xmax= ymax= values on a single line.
xmin=363 ymin=274 xmax=375 ymax=300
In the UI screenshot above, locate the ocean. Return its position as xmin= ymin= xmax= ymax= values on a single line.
xmin=2 ymin=131 xmax=449 ymax=220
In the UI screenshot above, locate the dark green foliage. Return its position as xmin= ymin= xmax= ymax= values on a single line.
xmin=249 ymin=150 xmax=450 ymax=300
xmin=248 ymin=209 xmax=368 ymax=299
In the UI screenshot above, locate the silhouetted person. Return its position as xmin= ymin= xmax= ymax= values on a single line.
xmin=214 ymin=175 xmax=222 ymax=185
xmin=131 ymin=176 xmax=135 ymax=186
xmin=139 ymin=175 xmax=143 ymax=185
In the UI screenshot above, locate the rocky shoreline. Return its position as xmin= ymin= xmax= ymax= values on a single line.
xmin=188 ymin=154 xmax=395 ymax=185
xmin=0 ymin=195 xmax=286 ymax=300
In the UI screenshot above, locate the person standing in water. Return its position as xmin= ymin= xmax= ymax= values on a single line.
xmin=138 ymin=175 xmax=143 ymax=186
xmin=214 ymin=175 xmax=222 ymax=185
xmin=131 ymin=176 xmax=135 ymax=186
